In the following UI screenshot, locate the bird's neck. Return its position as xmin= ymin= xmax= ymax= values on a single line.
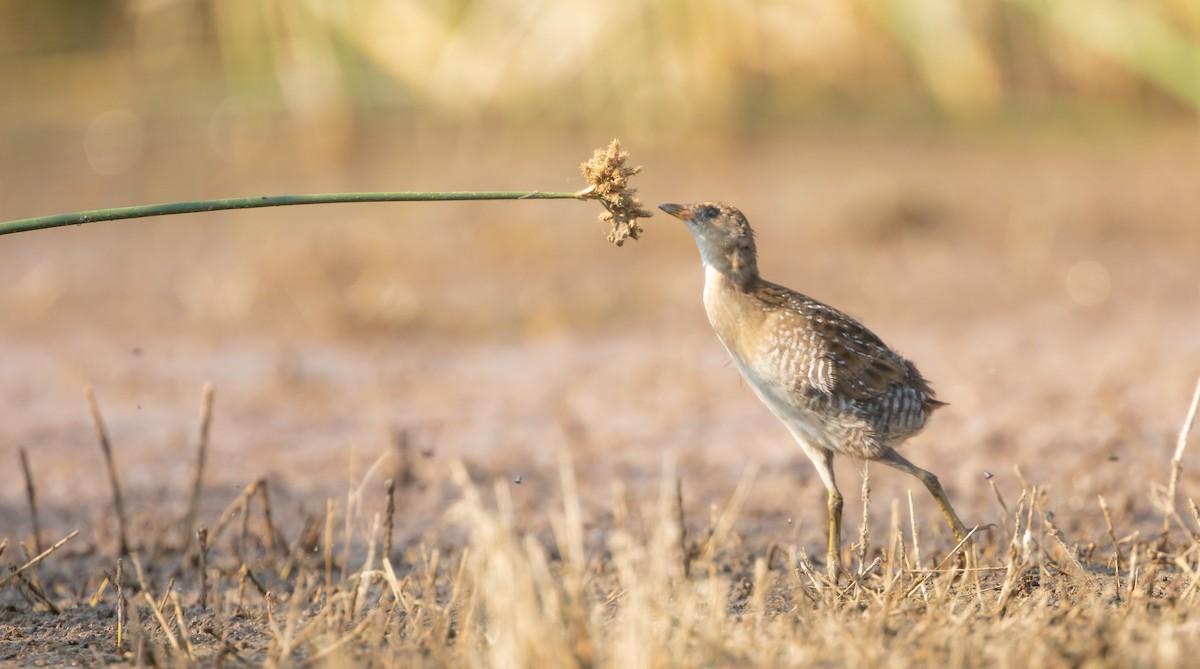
xmin=702 ymin=245 xmax=759 ymax=292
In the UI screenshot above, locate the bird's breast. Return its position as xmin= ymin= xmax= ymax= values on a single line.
xmin=704 ymin=267 xmax=798 ymax=388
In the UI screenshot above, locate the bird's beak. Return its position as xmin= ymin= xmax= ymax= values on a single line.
xmin=658 ymin=203 xmax=694 ymax=221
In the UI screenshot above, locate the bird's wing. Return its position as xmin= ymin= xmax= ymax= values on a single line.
xmin=801 ymin=301 xmax=912 ymax=402
xmin=755 ymin=282 xmax=928 ymax=403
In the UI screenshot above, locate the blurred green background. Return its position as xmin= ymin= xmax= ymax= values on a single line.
xmin=3 ymin=0 xmax=1197 ymax=147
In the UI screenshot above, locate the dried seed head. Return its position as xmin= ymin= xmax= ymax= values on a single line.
xmin=579 ymin=139 xmax=653 ymax=246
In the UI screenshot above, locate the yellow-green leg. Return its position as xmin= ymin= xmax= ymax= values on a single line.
xmin=793 ymin=439 xmax=846 ymax=584
xmin=880 ymin=451 xmax=975 ymax=567
xmin=827 ymin=487 xmax=844 ymax=582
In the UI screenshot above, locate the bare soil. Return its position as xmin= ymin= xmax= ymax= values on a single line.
xmin=2 ymin=126 xmax=1199 ymax=666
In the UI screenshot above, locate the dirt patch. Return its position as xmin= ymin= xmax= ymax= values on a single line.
xmin=2 ymin=128 xmax=1200 ymax=665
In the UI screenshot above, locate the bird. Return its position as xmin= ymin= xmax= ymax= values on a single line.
xmin=660 ymin=201 xmax=970 ymax=580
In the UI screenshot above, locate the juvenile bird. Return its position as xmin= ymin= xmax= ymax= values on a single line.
xmin=660 ymin=201 xmax=970 ymax=580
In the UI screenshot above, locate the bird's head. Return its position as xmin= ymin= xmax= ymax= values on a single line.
xmin=659 ymin=202 xmax=759 ymax=285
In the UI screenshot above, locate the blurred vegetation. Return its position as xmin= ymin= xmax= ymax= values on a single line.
xmin=0 ymin=0 xmax=1197 ymax=139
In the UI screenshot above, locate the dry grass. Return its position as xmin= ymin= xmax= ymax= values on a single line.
xmin=3 ymin=379 xmax=1200 ymax=667
xmin=2 ymin=122 xmax=1199 ymax=667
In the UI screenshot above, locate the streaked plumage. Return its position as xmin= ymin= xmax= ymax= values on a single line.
xmin=661 ymin=201 xmax=970 ymax=579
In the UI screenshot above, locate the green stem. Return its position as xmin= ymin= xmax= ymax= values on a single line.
xmin=0 ymin=190 xmax=583 ymax=237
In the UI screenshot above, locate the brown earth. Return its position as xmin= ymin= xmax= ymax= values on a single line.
xmin=1 ymin=125 xmax=1199 ymax=665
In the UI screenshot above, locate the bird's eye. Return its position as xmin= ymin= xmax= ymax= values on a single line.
xmin=700 ymin=206 xmax=719 ymax=219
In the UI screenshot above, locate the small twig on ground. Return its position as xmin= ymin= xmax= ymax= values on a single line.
xmin=698 ymin=467 xmax=758 ymax=570
xmin=383 ymin=478 xmax=396 ymax=561
xmin=157 ymin=577 xmax=176 ymax=613
xmin=86 ymin=387 xmax=131 ymax=554
xmin=0 ymin=529 xmax=79 ymax=590
xmin=7 ymin=566 xmax=60 ymax=614
xmin=18 ymin=448 xmax=42 ymax=554
xmin=143 ymin=591 xmax=182 ymax=656
xmin=325 ymin=498 xmax=336 ymax=601
xmin=676 ymin=477 xmax=693 ymax=576
xmin=258 ymin=479 xmax=281 ymax=558
xmin=242 ymin=564 xmax=269 ymax=598
xmin=908 ymin=491 xmax=922 ymax=570
xmin=1098 ymin=494 xmax=1126 ymax=569
xmin=995 ymin=492 xmax=1029 ymax=614
xmin=115 ymin=558 xmax=124 ymax=653
xmin=1043 ymin=512 xmax=1090 ymax=579
xmin=198 ymin=526 xmax=209 ymax=610
xmin=902 ymin=526 xmax=982 ymax=599
xmin=857 ymin=462 xmax=871 ymax=576
xmin=236 ymin=564 xmax=249 ymax=615
xmin=986 ymin=471 xmax=1015 ymax=523
xmin=392 ymin=430 xmax=417 ymax=488
xmin=184 ymin=383 xmax=215 ymax=545
xmin=170 ymin=591 xmax=196 ymax=662
xmin=210 ymin=480 xmax=261 ymax=544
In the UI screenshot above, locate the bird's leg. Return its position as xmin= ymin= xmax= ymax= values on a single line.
xmin=826 ymin=485 xmax=844 ymax=583
xmin=879 ymin=451 xmax=975 ymax=568
xmin=797 ymin=445 xmax=842 ymax=583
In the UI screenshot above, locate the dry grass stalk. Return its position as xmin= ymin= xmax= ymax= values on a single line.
xmin=122 ymin=582 xmax=157 ymax=667
xmin=676 ymin=476 xmax=697 ymax=576
xmin=857 ymin=462 xmax=871 ymax=577
xmin=0 ymin=529 xmax=79 ymax=590
xmin=698 ymin=466 xmax=758 ymax=571
xmin=235 ymin=564 xmax=249 ymax=615
xmin=257 ymin=480 xmax=281 ymax=558
xmin=18 ymin=448 xmax=42 ymax=554
xmin=353 ymin=513 xmax=382 ymax=620
xmin=242 ymin=564 xmax=269 ymax=599
xmin=1043 ymin=512 xmax=1089 ymax=580
xmin=210 ymin=479 xmax=261 ymax=544
xmin=170 ymin=591 xmax=196 ymax=661
xmin=197 ymin=525 xmax=210 ymax=610
xmin=8 ymin=567 xmax=59 ymax=614
xmin=183 ymin=383 xmax=215 ymax=545
xmin=88 ymin=575 xmax=109 ymax=607
xmin=1098 ymin=494 xmax=1126 ymax=569
xmin=85 ymin=387 xmax=130 ymax=554
xmin=1164 ymin=376 xmax=1200 ymax=538
xmin=156 ymin=576 xmax=176 ymax=613
xmin=886 ymin=499 xmax=904 ymax=584
xmin=908 ymin=490 xmax=923 ymax=571
xmin=392 ymin=429 xmax=418 ymax=489
xmin=383 ymin=478 xmax=396 ymax=560
xmin=901 ymin=526 xmax=982 ymax=599
xmin=114 ymin=558 xmax=124 ymax=653
xmin=324 ymin=498 xmax=336 ymax=602
xmin=142 ymin=591 xmax=183 ymax=657
xmin=579 ymin=139 xmax=653 ymax=246
xmin=986 ymin=471 xmax=1014 ymax=523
